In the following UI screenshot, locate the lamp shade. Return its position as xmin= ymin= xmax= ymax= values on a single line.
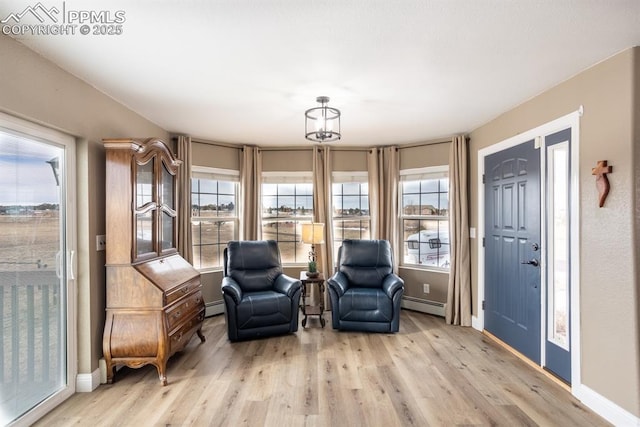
xmin=301 ymin=223 xmax=325 ymax=244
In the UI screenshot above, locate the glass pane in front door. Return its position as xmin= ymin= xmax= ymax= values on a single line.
xmin=548 ymin=142 xmax=569 ymax=349
xmin=0 ymin=129 xmax=67 ymax=424
xmin=544 ymin=128 xmax=572 ymax=384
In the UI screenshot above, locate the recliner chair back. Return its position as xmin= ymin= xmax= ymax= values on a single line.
xmin=224 ymin=240 xmax=282 ymax=292
xmin=338 ymin=239 xmax=393 ymax=288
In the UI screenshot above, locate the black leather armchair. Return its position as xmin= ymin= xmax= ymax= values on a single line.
xmin=327 ymin=239 xmax=404 ymax=333
xmin=221 ymin=240 xmax=302 ymax=342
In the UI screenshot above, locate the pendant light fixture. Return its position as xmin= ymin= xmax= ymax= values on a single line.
xmin=305 ymin=96 xmax=341 ymax=142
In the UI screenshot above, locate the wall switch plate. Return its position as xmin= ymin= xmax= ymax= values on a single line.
xmin=96 ymin=235 xmax=106 ymax=251
xmin=423 ymin=283 xmax=430 ymax=294
xmin=470 ymin=227 xmax=476 ymax=238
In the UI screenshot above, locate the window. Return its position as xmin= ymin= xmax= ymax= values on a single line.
xmin=191 ymin=167 xmax=239 ymax=270
xmin=400 ymin=166 xmax=450 ymax=269
xmin=261 ymin=172 xmax=313 ymax=264
xmin=332 ymin=172 xmax=370 ymax=258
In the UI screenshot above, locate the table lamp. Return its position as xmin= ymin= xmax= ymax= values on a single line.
xmin=301 ymin=222 xmax=324 ymax=277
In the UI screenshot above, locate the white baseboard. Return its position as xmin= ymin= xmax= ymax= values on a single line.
xmin=76 ymin=368 xmax=100 ymax=392
xmin=401 ymin=296 xmax=446 ymax=317
xmin=471 ymin=315 xmax=483 ymax=331
xmin=206 ymin=301 xmax=224 ymax=317
xmin=574 ymin=383 xmax=640 ymax=426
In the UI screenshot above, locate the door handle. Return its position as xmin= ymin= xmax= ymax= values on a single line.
xmin=521 ymin=259 xmax=539 ymax=267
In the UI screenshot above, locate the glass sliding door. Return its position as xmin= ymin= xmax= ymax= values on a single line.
xmin=0 ymin=113 xmax=76 ymax=425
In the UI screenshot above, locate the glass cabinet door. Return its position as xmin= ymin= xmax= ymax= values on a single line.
xmin=134 ymin=158 xmax=156 ymax=259
xmin=131 ymin=147 xmax=178 ymax=261
xmin=159 ymin=162 xmax=176 ymax=252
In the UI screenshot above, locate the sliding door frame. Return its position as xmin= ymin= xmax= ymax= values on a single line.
xmin=0 ymin=111 xmax=77 ymax=426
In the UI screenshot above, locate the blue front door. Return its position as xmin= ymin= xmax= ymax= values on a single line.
xmin=485 ymin=140 xmax=541 ymax=363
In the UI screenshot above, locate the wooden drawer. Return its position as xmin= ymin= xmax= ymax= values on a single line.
xmin=166 ymin=290 xmax=203 ymax=331
xmin=169 ymin=309 xmax=205 ymax=354
xmin=164 ymin=277 xmax=201 ymax=306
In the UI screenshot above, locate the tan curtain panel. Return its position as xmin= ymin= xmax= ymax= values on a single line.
xmin=312 ymin=146 xmax=334 ymax=278
xmin=446 ymin=135 xmax=472 ymax=326
xmin=240 ymin=146 xmax=262 ymax=240
xmin=176 ymin=135 xmax=193 ymax=263
xmin=367 ymin=146 xmax=400 ymax=273
xmin=367 ymin=150 xmax=380 ymax=239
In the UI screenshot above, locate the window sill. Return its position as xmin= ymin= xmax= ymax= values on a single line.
xmin=399 ymin=265 xmax=450 ymax=274
xmin=198 ymin=267 xmax=223 ymax=274
xmin=282 ymin=263 xmax=307 ymax=268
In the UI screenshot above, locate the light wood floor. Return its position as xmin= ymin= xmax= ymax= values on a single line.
xmin=35 ymin=310 xmax=609 ymax=427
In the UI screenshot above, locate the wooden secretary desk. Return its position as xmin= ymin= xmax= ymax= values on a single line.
xmin=102 ymin=137 xmax=205 ymax=386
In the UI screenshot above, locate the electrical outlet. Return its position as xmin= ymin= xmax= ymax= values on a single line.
xmin=96 ymin=235 xmax=106 ymax=251
xmin=423 ymin=283 xmax=430 ymax=294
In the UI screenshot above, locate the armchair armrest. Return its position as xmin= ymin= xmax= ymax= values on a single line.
xmin=382 ymin=274 xmax=404 ymax=299
xmin=274 ymin=274 xmax=302 ymax=298
xmin=221 ymin=276 xmax=243 ymax=305
xmin=327 ymin=271 xmax=350 ymax=297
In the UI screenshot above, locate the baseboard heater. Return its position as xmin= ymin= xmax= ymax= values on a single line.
xmin=205 ymin=300 xmax=225 ymax=317
xmin=401 ymin=296 xmax=446 ymax=317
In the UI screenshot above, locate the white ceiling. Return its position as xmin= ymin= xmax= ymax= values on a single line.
xmin=2 ymin=1 xmax=640 ymax=146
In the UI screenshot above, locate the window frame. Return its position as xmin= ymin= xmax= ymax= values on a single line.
xmin=261 ymin=172 xmax=314 ymax=266
xmin=399 ymin=165 xmax=450 ymax=271
xmin=191 ymin=166 xmax=239 ymax=272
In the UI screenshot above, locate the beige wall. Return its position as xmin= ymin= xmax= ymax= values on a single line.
xmin=331 ymin=149 xmax=368 ymax=171
xmin=192 ymin=140 xmax=241 ymax=170
xmin=0 ymin=35 xmax=169 ymax=375
xmin=400 ymin=141 xmax=450 ymax=170
xmin=469 ymin=47 xmax=640 ymax=417
xmin=262 ymin=148 xmax=313 ymax=171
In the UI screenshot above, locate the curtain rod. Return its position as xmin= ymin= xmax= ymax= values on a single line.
xmin=188 ymin=138 xmax=243 ymax=149
xmin=399 ymin=136 xmax=470 ymax=149
xmin=329 ymin=147 xmax=370 ymax=152
xmin=259 ymin=146 xmax=312 ymax=152
xmin=400 ymin=139 xmax=451 ymax=149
